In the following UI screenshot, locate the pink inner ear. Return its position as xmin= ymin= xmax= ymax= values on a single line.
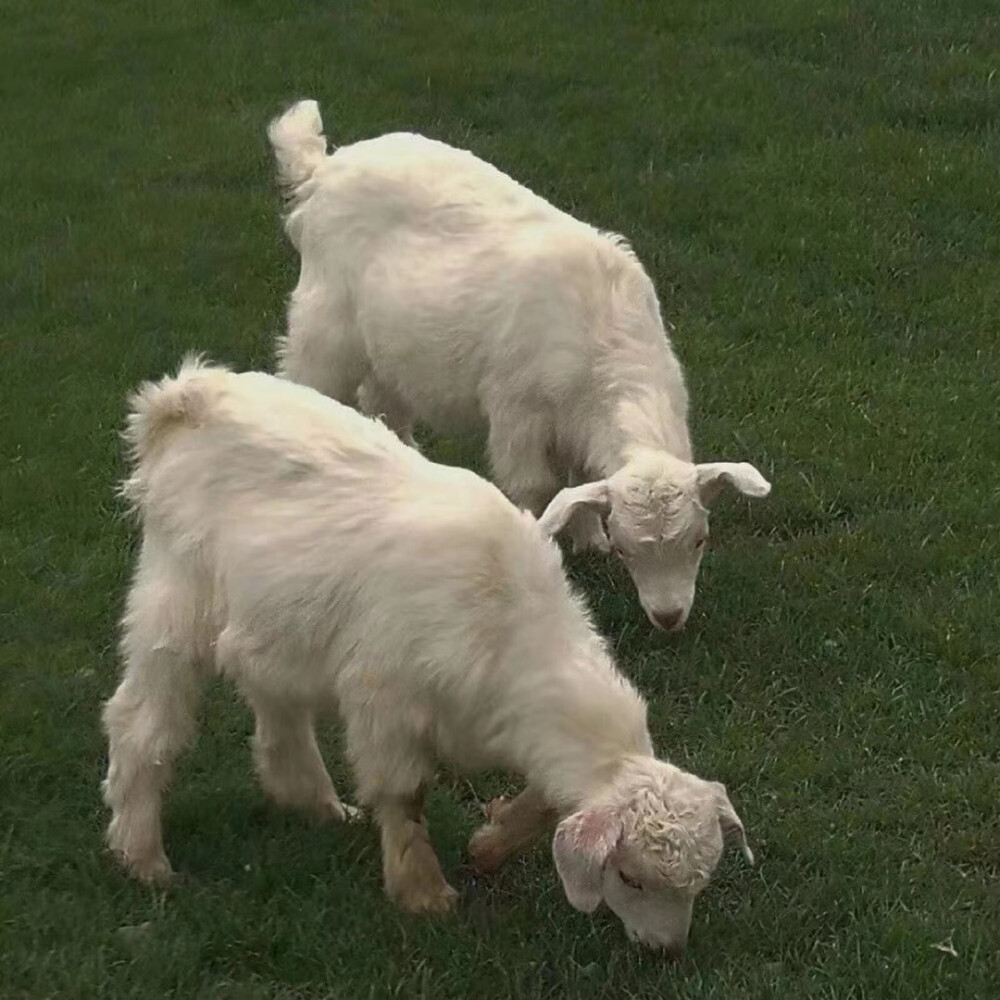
xmin=576 ymin=809 xmax=614 ymax=847
xmin=572 ymin=807 xmax=620 ymax=852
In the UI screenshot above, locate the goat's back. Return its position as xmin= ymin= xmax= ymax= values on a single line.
xmin=315 ymin=132 xmax=559 ymax=232
xmin=123 ymin=360 xmax=576 ymax=694
xmin=288 ymin=133 xmax=661 ymax=437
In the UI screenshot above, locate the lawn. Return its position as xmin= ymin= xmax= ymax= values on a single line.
xmin=2 ymin=0 xmax=998 ymax=997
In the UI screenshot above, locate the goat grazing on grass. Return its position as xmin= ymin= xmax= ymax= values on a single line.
xmin=268 ymin=99 xmax=771 ymax=632
xmin=102 ymin=358 xmax=752 ymax=953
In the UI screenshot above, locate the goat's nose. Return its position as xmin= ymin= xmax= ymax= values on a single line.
xmin=652 ymin=608 xmax=684 ymax=631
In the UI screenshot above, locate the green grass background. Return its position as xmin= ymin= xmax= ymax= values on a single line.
xmin=2 ymin=1 xmax=998 ymax=997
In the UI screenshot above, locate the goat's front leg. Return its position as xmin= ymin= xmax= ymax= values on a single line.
xmin=102 ymin=573 xmax=204 ymax=886
xmin=468 ymin=786 xmax=557 ymax=874
xmin=375 ymin=788 xmax=458 ymax=915
xmin=564 ymin=506 xmax=611 ymax=554
xmin=563 ymin=469 xmax=611 ymax=553
xmin=486 ymin=408 xmax=561 ymax=517
xmin=243 ymin=689 xmax=354 ymax=824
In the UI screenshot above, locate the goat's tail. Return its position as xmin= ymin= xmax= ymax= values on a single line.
xmin=121 ymin=355 xmax=227 ymax=485
xmin=268 ymin=99 xmax=329 ymax=194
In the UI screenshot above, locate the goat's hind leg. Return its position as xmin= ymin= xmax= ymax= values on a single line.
xmin=277 ymin=282 xmax=369 ymax=406
xmin=102 ymin=560 xmax=204 ymax=884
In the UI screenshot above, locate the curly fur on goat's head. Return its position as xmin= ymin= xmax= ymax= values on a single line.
xmin=613 ymin=758 xmax=725 ymax=890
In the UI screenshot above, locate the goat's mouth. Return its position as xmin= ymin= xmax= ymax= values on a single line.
xmin=625 ymin=926 xmax=686 ymax=957
xmin=646 ymin=609 xmax=687 ymax=632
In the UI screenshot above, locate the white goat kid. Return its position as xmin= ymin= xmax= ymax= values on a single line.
xmin=268 ymin=99 xmax=771 ymax=632
xmin=102 ymin=358 xmax=752 ymax=952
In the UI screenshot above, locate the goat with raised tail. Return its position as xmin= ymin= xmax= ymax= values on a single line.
xmin=268 ymin=99 xmax=772 ymax=632
xmin=102 ymin=358 xmax=752 ymax=953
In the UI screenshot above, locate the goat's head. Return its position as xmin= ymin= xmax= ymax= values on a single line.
xmin=538 ymin=451 xmax=770 ymax=631
xmin=551 ymin=758 xmax=752 ymax=954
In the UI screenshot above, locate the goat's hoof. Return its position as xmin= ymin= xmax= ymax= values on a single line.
xmin=114 ymin=848 xmax=173 ymax=886
xmin=570 ymin=531 xmax=610 ymax=555
xmin=467 ymin=823 xmax=509 ymax=875
xmin=315 ymin=798 xmax=361 ymax=824
xmin=481 ymin=795 xmax=509 ymax=821
xmin=468 ymin=795 xmax=515 ymax=873
xmin=401 ymin=882 xmax=459 ymax=916
xmin=467 ymin=837 xmax=500 ymax=875
xmin=391 ymin=871 xmax=460 ymax=915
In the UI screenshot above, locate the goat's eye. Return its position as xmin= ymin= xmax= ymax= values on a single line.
xmin=619 ymin=870 xmax=643 ymax=891
xmin=694 ymin=537 xmax=707 ymax=550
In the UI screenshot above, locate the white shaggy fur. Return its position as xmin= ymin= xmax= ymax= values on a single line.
xmin=268 ymin=99 xmax=772 ymax=631
xmin=101 ymin=358 xmax=752 ymax=950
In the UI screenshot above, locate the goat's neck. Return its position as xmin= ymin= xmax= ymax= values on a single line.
xmin=583 ymin=364 xmax=693 ymax=479
xmin=515 ymin=644 xmax=655 ymax=813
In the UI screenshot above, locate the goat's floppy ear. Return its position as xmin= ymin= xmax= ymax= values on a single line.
xmin=537 ymin=482 xmax=611 ymax=538
xmin=711 ymin=782 xmax=754 ymax=865
xmin=552 ymin=806 xmax=622 ymax=912
xmin=696 ymin=462 xmax=771 ymax=505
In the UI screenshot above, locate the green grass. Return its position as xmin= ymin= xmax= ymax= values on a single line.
xmin=2 ymin=0 xmax=998 ymax=996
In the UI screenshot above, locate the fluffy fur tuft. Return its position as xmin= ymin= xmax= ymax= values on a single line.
xmin=268 ymin=99 xmax=329 ymax=196
xmin=117 ymin=354 xmax=220 ymax=513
